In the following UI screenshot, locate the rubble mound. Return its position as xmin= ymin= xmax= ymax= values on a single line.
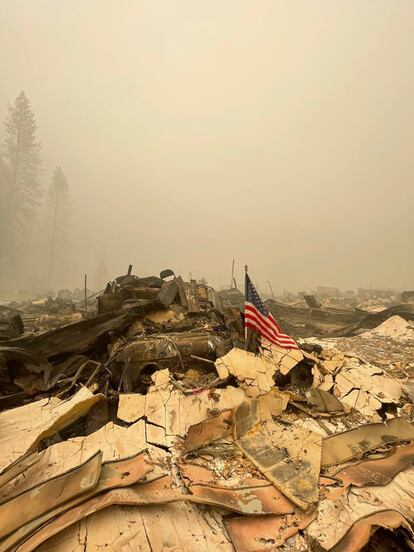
xmin=370 ymin=315 xmax=414 ymax=340
xmin=0 ymin=273 xmax=413 ymax=551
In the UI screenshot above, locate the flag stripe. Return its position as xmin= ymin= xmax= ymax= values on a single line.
xmin=244 ymin=312 xmax=294 ymax=345
xmin=245 ymin=312 xmax=297 ymax=347
xmin=245 ymin=317 xmax=297 ymax=348
xmin=268 ymin=313 xmax=283 ymax=333
xmin=244 ymin=273 xmax=299 ymax=350
xmin=245 ymin=315 xmax=279 ymax=344
xmin=245 ymin=304 xmax=288 ymax=339
xmin=245 ymin=304 xmax=295 ymax=345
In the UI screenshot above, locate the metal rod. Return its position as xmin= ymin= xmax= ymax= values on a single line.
xmin=230 ymin=259 xmax=235 ymax=289
xmin=190 ymin=355 xmax=215 ymax=365
xmin=84 ymin=274 xmax=87 ymax=314
xmin=266 ymin=280 xmax=275 ymax=299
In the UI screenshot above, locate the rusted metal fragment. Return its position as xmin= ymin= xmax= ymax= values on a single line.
xmin=291 ymin=400 xmax=344 ymax=419
xmin=334 ymin=443 xmax=414 ymax=489
xmin=236 ymin=423 xmax=322 ymax=510
xmin=15 ymin=476 xmax=183 ymax=552
xmin=319 ymin=475 xmax=338 ymax=486
xmin=233 ymin=399 xmax=322 ymax=510
xmin=233 ymin=391 xmax=290 ymax=441
xmin=308 ymin=388 xmax=343 ymax=413
xmin=178 ymin=462 xmax=269 ymax=489
xmin=178 ymin=462 xmax=217 ymax=485
xmin=186 ymin=279 xmax=201 ymax=313
xmin=321 ymin=418 xmax=414 ymax=467
xmin=0 ymin=450 xmax=102 ymax=539
xmin=188 ymin=483 xmax=295 ymax=515
xmin=184 ymin=409 xmax=233 ymax=452
xmin=119 ymin=331 xmax=225 ymax=365
xmin=0 ymin=452 xmax=153 ymax=552
xmin=0 ymin=312 xmax=24 ymax=340
xmin=0 ymin=387 xmax=101 ymax=475
xmin=331 ymin=510 xmax=413 ymax=552
xmin=225 ymin=511 xmax=315 ymax=552
xmin=175 ymin=276 xmax=188 ymax=308
xmin=0 ymin=451 xmax=43 ymax=492
xmin=4 ymin=306 xmax=150 ymax=359
xmin=158 ymin=279 xmax=179 ymax=307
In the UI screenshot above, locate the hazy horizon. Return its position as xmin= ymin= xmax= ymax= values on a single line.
xmin=1 ymin=0 xmax=413 ymax=294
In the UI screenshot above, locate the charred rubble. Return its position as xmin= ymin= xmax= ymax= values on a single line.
xmin=0 ymin=271 xmax=413 ymax=551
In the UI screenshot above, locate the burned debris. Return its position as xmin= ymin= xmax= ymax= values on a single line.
xmin=0 ymin=270 xmax=413 ymax=551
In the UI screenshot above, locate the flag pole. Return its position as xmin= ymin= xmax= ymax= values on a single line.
xmin=244 ymin=264 xmax=257 ymax=352
xmin=244 ymin=265 xmax=248 ymax=348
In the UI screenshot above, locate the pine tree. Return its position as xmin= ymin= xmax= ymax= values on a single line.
xmin=1 ymin=91 xmax=41 ymax=277
xmin=46 ymin=167 xmax=70 ymax=289
xmin=0 ymin=155 xmax=11 ymax=288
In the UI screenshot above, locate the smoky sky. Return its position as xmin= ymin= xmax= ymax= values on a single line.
xmin=1 ymin=0 xmax=413 ymax=292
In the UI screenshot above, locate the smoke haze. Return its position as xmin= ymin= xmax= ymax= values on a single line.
xmin=1 ymin=0 xmax=413 ymax=293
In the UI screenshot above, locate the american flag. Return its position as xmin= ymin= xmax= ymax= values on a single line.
xmin=245 ymin=273 xmax=299 ymax=350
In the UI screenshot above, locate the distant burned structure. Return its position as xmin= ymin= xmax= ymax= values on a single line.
xmin=358 ymin=288 xmax=397 ymax=300
xmin=98 ymin=269 xmax=221 ymax=315
xmin=316 ymin=286 xmax=341 ymax=298
xmin=402 ymin=291 xmax=414 ymax=303
xmin=216 ymin=287 xmax=244 ymax=309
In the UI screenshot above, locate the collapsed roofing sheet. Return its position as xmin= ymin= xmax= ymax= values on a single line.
xmin=321 ymin=418 xmax=414 ymax=467
xmin=0 ymin=451 xmax=102 ymax=540
xmin=0 ymin=387 xmax=101 ymax=474
xmin=233 ymin=397 xmax=322 ymax=510
xmin=225 ymin=511 xmax=315 ymax=552
xmin=0 ymin=452 xmax=153 ymax=552
xmin=333 ymin=443 xmax=414 ymax=489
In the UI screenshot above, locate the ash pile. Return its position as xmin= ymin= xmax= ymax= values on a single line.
xmin=0 ymin=271 xmax=414 ymax=551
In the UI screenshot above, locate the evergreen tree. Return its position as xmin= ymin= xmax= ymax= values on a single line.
xmin=46 ymin=166 xmax=70 ymax=289
xmin=1 ymin=91 xmax=41 ymax=278
xmin=0 ymin=155 xmax=11 ymax=288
